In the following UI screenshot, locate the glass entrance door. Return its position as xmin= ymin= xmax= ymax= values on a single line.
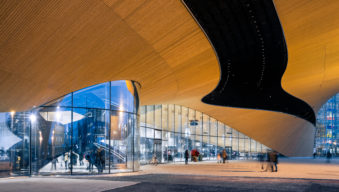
xmin=154 ymin=139 xmax=162 ymax=163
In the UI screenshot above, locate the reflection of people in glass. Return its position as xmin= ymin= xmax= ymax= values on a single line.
xmin=51 ymin=157 xmax=58 ymax=170
xmin=95 ymin=147 xmax=105 ymax=173
xmin=79 ymin=153 xmax=84 ymax=166
xmin=167 ymin=150 xmax=172 ymax=161
xmin=64 ymin=153 xmax=69 ymax=170
xmin=85 ymin=152 xmax=93 ymax=172
xmin=16 ymin=156 xmax=21 ymax=170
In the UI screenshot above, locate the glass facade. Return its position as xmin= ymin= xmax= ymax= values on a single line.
xmin=0 ymin=80 xmax=139 ymax=176
xmin=140 ymin=104 xmax=269 ymax=164
xmin=314 ymin=93 xmax=339 ymax=156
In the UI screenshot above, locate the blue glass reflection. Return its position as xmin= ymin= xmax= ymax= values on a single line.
xmin=111 ymin=80 xmax=135 ymax=113
xmin=45 ymin=80 xmax=136 ymax=113
xmin=73 ymin=82 xmax=110 ymax=109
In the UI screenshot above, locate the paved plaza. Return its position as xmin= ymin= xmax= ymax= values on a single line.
xmin=1 ymin=158 xmax=339 ymax=192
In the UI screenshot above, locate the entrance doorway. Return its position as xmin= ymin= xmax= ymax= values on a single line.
xmin=153 ymin=139 xmax=162 ymax=163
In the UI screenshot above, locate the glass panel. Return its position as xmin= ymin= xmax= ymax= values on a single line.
xmin=111 ymin=80 xmax=135 ymax=113
xmin=140 ymin=106 xmax=146 ymax=127
xmin=257 ymin=142 xmax=262 ymax=153
xmin=174 ymin=133 xmax=182 ymax=161
xmin=244 ymin=138 xmax=251 ymax=158
xmin=188 ymin=109 xmax=196 ymax=135
xmin=71 ymin=108 xmax=110 ymax=174
xmin=202 ymin=135 xmax=209 ymax=159
xmin=168 ymin=104 xmax=175 ymax=132
xmin=210 ymin=136 xmax=217 ymax=160
xmin=195 ymin=111 xmax=203 ymax=136
xmin=111 ymin=111 xmax=135 ymax=172
xmin=146 ymin=105 xmax=154 ymax=128
xmin=210 ymin=118 xmax=217 ymax=136
xmin=140 ymin=127 xmax=145 ymax=137
xmin=73 ymin=82 xmax=110 ymax=109
xmin=174 ymin=105 xmax=181 ymax=133
xmin=30 ymin=107 xmax=73 ymax=175
xmin=217 ymin=121 xmax=224 ymax=138
xmin=202 ymin=114 xmax=209 ymax=136
xmin=218 ymin=136 xmax=224 ymax=149
xmin=130 ymin=113 xmax=140 ymax=171
xmin=154 ymin=105 xmax=162 ymax=129
xmin=251 ymin=139 xmax=257 ymax=153
xmin=0 ymin=112 xmax=30 ymax=176
xmin=155 ymin=130 xmax=161 ymax=139
xmin=139 ymin=137 xmax=146 ymax=164
xmin=161 ymin=105 xmax=169 ymax=131
xmin=238 ymin=132 xmax=245 ymax=139
xmin=182 ymin=107 xmax=188 ymax=135
xmin=167 ymin=132 xmax=175 ymax=162
xmin=145 ymin=138 xmax=154 ymax=163
xmin=232 ymin=136 xmax=239 ymax=158
xmin=146 ymin=128 xmax=154 ymax=139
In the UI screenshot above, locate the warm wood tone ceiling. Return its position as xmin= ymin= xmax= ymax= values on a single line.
xmin=0 ymin=0 xmax=338 ymax=156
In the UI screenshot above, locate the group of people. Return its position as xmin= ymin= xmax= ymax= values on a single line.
xmin=85 ymin=147 xmax=105 ymax=173
xmin=258 ymin=150 xmax=279 ymax=172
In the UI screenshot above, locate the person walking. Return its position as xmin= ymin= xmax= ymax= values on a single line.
xmin=258 ymin=152 xmax=265 ymax=170
xmin=184 ymin=149 xmax=189 ymax=165
xmin=264 ymin=150 xmax=272 ymax=172
xmin=222 ymin=149 xmax=227 ymax=164
xmin=271 ymin=151 xmax=278 ymax=172
xmin=217 ymin=153 xmax=221 ymax=163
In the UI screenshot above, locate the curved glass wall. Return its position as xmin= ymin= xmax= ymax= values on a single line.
xmin=139 ymin=104 xmax=269 ymax=164
xmin=0 ymin=80 xmax=139 ymax=176
xmin=314 ymin=93 xmax=339 ymax=156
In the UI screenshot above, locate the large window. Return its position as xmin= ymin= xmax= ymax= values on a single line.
xmin=0 ymin=80 xmax=139 ymax=176
xmin=140 ymin=104 xmax=268 ymax=164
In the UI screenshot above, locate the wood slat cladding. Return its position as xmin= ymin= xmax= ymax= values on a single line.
xmin=0 ymin=0 xmax=338 ymax=156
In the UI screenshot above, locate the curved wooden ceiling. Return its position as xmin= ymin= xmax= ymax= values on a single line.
xmin=0 ymin=0 xmax=338 ymax=156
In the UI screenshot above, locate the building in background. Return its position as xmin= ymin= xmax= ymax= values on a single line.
xmin=314 ymin=93 xmax=339 ymax=156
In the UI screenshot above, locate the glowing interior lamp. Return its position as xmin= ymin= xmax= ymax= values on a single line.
xmin=30 ymin=114 xmax=37 ymax=122
xmin=56 ymin=111 xmax=61 ymax=120
xmin=10 ymin=111 xmax=15 ymax=117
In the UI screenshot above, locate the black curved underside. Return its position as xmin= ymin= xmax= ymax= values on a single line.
xmin=183 ymin=0 xmax=316 ymax=125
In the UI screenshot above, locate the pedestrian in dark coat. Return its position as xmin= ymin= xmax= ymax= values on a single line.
xmin=184 ymin=150 xmax=189 ymax=165
xmin=222 ymin=149 xmax=227 ymax=164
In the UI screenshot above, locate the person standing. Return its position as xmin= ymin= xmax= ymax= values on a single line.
xmin=326 ymin=150 xmax=332 ymax=163
xmin=222 ymin=149 xmax=227 ymax=164
xmin=184 ymin=149 xmax=189 ymax=165
xmin=51 ymin=157 xmax=58 ymax=171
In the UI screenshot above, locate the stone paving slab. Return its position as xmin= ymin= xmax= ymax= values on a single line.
xmin=0 ymin=177 xmax=138 ymax=192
